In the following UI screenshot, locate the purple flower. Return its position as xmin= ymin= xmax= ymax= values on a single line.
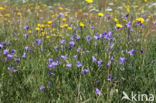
xmin=107 ymin=74 xmax=112 ymax=81
xmin=40 ymin=86 xmax=45 ymax=91
xmin=76 ymin=35 xmax=80 ymax=40
xmin=82 ymin=69 xmax=89 ymax=74
xmin=96 ymin=88 xmax=101 ymax=95
xmin=36 ymin=39 xmax=41 ymax=45
xmin=13 ymin=67 xmax=18 ymax=72
xmin=98 ymin=60 xmax=103 ymax=66
xmin=8 ymin=65 xmax=12 ymax=70
xmin=76 ymin=61 xmax=82 ymax=67
xmin=90 ymin=25 xmax=94 ymax=29
xmin=124 ymin=14 xmax=129 ymax=19
xmin=7 ymin=54 xmax=13 ymax=59
xmin=66 ymin=64 xmax=72 ymax=68
xmin=120 ymin=57 xmax=126 ymax=65
xmin=25 ymin=46 xmax=29 ymax=50
xmin=52 ymin=61 xmax=58 ymax=68
xmin=77 ymin=47 xmax=81 ymax=52
xmin=128 ymin=49 xmax=134 ymax=56
xmin=11 ymin=49 xmax=16 ymax=54
xmin=48 ymin=58 xmax=53 ymax=63
xmin=94 ymin=34 xmax=99 ymax=39
xmin=92 ymin=56 xmax=97 ymax=62
xmin=24 ymin=34 xmax=28 ymax=38
xmin=3 ymin=49 xmax=9 ymax=55
xmin=0 ymin=42 xmax=4 ymax=48
xmin=60 ymin=40 xmax=66 ymax=45
xmin=86 ymin=35 xmax=92 ymax=42
xmin=22 ymin=53 xmax=26 ymax=58
xmin=61 ymin=55 xmax=67 ymax=61
xmin=111 ymin=57 xmax=114 ymax=61
xmin=126 ymin=21 xmax=132 ymax=28
xmin=73 ymin=55 xmax=77 ymax=59
xmin=15 ymin=57 xmax=20 ymax=62
xmin=154 ymin=21 xmax=156 ymax=25
xmin=69 ymin=41 xmax=75 ymax=47
xmin=24 ymin=25 xmax=29 ymax=30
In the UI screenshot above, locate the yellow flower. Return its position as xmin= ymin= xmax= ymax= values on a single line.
xmin=36 ymin=27 xmax=40 ymax=31
xmin=46 ymin=35 xmax=50 ymax=39
xmin=28 ymin=30 xmax=32 ymax=33
xmin=59 ymin=7 xmax=63 ymax=10
xmin=80 ymin=22 xmax=84 ymax=27
xmin=0 ymin=7 xmax=4 ymax=10
xmin=136 ymin=17 xmax=144 ymax=24
xmin=114 ymin=18 xmax=118 ymax=23
xmin=62 ymin=18 xmax=66 ymax=22
xmin=144 ymin=0 xmax=148 ymax=2
xmin=64 ymin=24 xmax=68 ymax=27
xmin=68 ymin=27 xmax=72 ymax=30
xmin=48 ymin=21 xmax=52 ymax=25
xmin=85 ymin=0 xmax=93 ymax=3
xmin=116 ymin=24 xmax=123 ymax=28
xmin=17 ymin=12 xmax=22 ymax=16
xmin=98 ymin=12 xmax=104 ymax=17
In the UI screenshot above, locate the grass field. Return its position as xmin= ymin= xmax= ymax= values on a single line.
xmin=0 ymin=0 xmax=156 ymax=102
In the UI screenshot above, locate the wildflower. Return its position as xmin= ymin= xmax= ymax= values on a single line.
xmin=76 ymin=35 xmax=80 ymax=40
xmin=92 ymin=56 xmax=97 ymax=62
xmin=66 ymin=64 xmax=72 ymax=68
xmin=61 ymin=55 xmax=67 ymax=61
xmin=94 ymin=34 xmax=99 ymax=39
xmin=124 ymin=14 xmax=129 ymax=19
xmin=107 ymin=74 xmax=112 ymax=81
xmin=98 ymin=60 xmax=103 ymax=66
xmin=76 ymin=61 xmax=82 ymax=67
xmin=136 ymin=17 xmax=144 ymax=24
xmin=126 ymin=21 xmax=132 ymax=28
xmin=96 ymin=88 xmax=101 ymax=95
xmin=7 ymin=54 xmax=13 ymax=59
xmin=48 ymin=58 xmax=53 ymax=63
xmin=24 ymin=34 xmax=28 ymax=38
xmin=36 ymin=39 xmax=41 ymax=45
xmin=40 ymin=86 xmax=45 ymax=91
xmin=13 ymin=67 xmax=18 ymax=72
xmin=24 ymin=25 xmax=29 ymax=30
xmin=86 ymin=35 xmax=92 ymax=42
xmin=8 ymin=65 xmax=12 ymax=70
xmin=82 ymin=69 xmax=89 ymax=74
xmin=90 ymin=25 xmax=94 ymax=29
xmin=116 ymin=24 xmax=123 ymax=28
xmin=15 ymin=57 xmax=20 ymax=62
xmin=68 ymin=27 xmax=72 ymax=30
xmin=98 ymin=12 xmax=104 ymax=17
xmin=25 ymin=46 xmax=29 ymax=50
xmin=22 ymin=53 xmax=26 ymax=58
xmin=120 ymin=57 xmax=126 ymax=65
xmin=128 ymin=49 xmax=134 ymax=56
xmin=11 ymin=49 xmax=16 ymax=54
xmin=80 ymin=22 xmax=84 ymax=27
xmin=69 ymin=41 xmax=75 ymax=47
xmin=3 ymin=49 xmax=9 ymax=55
xmin=46 ymin=35 xmax=50 ymax=39
xmin=85 ymin=0 xmax=93 ymax=3
xmin=153 ymin=21 xmax=156 ymax=25
xmin=60 ymin=40 xmax=66 ymax=45
xmin=73 ymin=55 xmax=77 ymax=59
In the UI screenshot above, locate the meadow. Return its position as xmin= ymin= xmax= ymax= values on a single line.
xmin=0 ymin=0 xmax=156 ymax=103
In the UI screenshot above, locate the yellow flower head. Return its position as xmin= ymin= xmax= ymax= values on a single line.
xmin=136 ymin=17 xmax=144 ymax=24
xmin=85 ymin=0 xmax=93 ymax=3
xmin=98 ymin=12 xmax=104 ymax=17
xmin=116 ymin=24 xmax=123 ymax=28
xmin=80 ymin=22 xmax=84 ymax=27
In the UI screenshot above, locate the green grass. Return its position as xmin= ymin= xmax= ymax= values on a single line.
xmin=0 ymin=0 xmax=156 ymax=103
